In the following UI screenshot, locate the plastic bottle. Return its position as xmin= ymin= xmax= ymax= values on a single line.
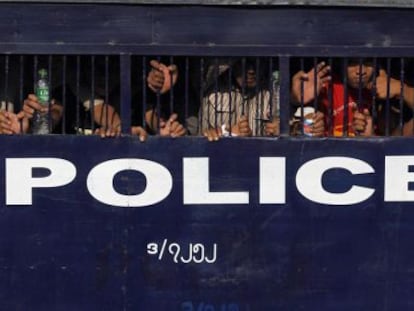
xmin=32 ymin=68 xmax=50 ymax=134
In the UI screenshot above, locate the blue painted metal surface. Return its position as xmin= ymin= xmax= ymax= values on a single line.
xmin=0 ymin=4 xmax=412 ymax=56
xmin=0 ymin=135 xmax=413 ymax=310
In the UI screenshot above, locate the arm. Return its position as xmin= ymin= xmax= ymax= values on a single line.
xmin=376 ymin=69 xmax=414 ymax=108
xmin=291 ymin=62 xmax=331 ymax=105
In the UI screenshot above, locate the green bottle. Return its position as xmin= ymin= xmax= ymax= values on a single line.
xmin=32 ymin=68 xmax=50 ymax=134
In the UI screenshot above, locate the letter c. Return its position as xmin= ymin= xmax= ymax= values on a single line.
xmin=296 ymin=157 xmax=375 ymax=205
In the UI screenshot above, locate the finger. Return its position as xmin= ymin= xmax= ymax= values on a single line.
xmin=139 ymin=128 xmax=147 ymax=142
xmin=313 ymin=111 xmax=324 ymax=122
xmin=171 ymin=123 xmax=185 ymax=137
xmin=168 ymin=64 xmax=178 ymax=74
xmin=378 ymin=69 xmax=387 ymax=78
xmin=168 ymin=113 xmax=178 ymax=123
xmin=363 ymin=108 xmax=371 ymax=117
xmin=314 ymin=61 xmax=326 ymax=73
xmin=149 ymin=59 xmax=162 ymax=71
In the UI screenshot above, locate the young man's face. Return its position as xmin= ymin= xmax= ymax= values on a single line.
xmin=236 ymin=68 xmax=257 ymax=89
xmin=346 ymin=61 xmax=374 ymax=89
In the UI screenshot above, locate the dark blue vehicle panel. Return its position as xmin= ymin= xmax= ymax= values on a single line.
xmin=0 ymin=136 xmax=413 ymax=310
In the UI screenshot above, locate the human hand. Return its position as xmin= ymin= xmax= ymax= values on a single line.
xmin=203 ymin=127 xmax=222 ymax=142
xmin=374 ymin=69 xmax=401 ymax=100
xmin=22 ymin=94 xmax=47 ymax=120
xmin=232 ymin=115 xmax=252 ymax=137
xmin=264 ymin=117 xmax=280 ymax=136
xmin=291 ymin=62 xmax=331 ymax=104
xmin=131 ymin=126 xmax=147 ymax=142
xmin=353 ymin=107 xmax=373 ymax=136
xmin=0 ymin=110 xmax=28 ymax=134
xmin=159 ymin=113 xmax=187 ymax=137
xmin=94 ymin=124 xmax=121 ymax=138
xmin=147 ymin=60 xmax=178 ymax=94
xmin=310 ymin=111 xmax=325 ymax=137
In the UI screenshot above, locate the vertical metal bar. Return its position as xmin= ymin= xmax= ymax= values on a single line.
xmin=198 ymin=57 xmax=204 ymax=134
xmin=105 ymin=55 xmax=109 ymax=127
xmin=19 ymin=56 xmax=24 ymax=133
xmin=213 ymin=57 xmax=218 ymax=131
xmin=61 ymin=55 xmax=67 ymax=134
xmin=343 ymin=58 xmax=349 ymax=137
xmin=279 ymin=56 xmax=290 ymax=136
xmin=184 ymin=56 xmax=189 ymax=121
xmin=385 ymin=57 xmax=391 ymax=136
xmin=169 ymin=55 xmax=174 ymax=114
xmin=33 ymin=55 xmax=38 ymax=92
xmin=120 ymin=54 xmax=131 ymax=135
xmin=299 ymin=58 xmax=305 ymax=135
xmin=76 ymin=55 xmax=80 ymax=135
xmin=399 ymin=58 xmax=405 ymax=136
xmin=256 ymin=57 xmax=261 ymax=136
xmin=156 ymin=56 xmax=161 ymax=134
xmin=327 ymin=57 xmax=333 ymax=136
xmin=358 ymin=58 xmax=363 ymax=112
xmin=48 ymin=55 xmax=53 ymax=133
xmin=90 ymin=55 xmax=95 ymax=133
xmin=254 ymin=57 xmax=262 ymax=136
xmin=4 ymin=55 xmax=9 ymax=110
xmin=48 ymin=55 xmax=53 ymax=95
xmin=371 ymin=58 xmax=378 ymax=135
xmin=241 ymin=57 xmax=246 ymax=116
xmin=268 ymin=57 xmax=273 ymax=118
xmin=228 ymin=57 xmax=232 ymax=135
xmin=313 ymin=57 xmax=318 ymax=112
xmin=142 ymin=56 xmax=147 ymax=129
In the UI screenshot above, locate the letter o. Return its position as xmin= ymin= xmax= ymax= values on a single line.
xmin=87 ymin=159 xmax=173 ymax=207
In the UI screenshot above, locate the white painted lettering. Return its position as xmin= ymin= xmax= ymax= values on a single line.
xmin=6 ymin=158 xmax=76 ymax=205
xmin=296 ymin=157 xmax=375 ymax=205
xmin=87 ymin=159 xmax=172 ymax=207
xmin=183 ymin=158 xmax=249 ymax=204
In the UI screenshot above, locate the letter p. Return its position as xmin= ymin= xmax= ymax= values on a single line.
xmin=6 ymin=158 xmax=76 ymax=205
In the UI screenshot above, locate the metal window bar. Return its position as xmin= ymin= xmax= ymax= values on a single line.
xmin=75 ymin=55 xmax=80 ymax=135
xmin=142 ymin=56 xmax=147 ymax=130
xmin=198 ymin=57 xmax=204 ymax=135
xmin=61 ymin=55 xmax=67 ymax=135
xmin=255 ymin=57 xmax=260 ymax=136
xmin=184 ymin=56 xmax=189 ymax=124
xmin=120 ymin=54 xmax=131 ymax=135
xmin=19 ymin=55 xmax=24 ymax=134
xmin=385 ymin=57 xmax=392 ymax=136
xmin=327 ymin=57 xmax=334 ymax=137
xmin=370 ymin=57 xmax=378 ymax=137
xmin=227 ymin=56 xmax=233 ymax=136
xmin=48 ymin=55 xmax=53 ymax=134
xmin=89 ymin=55 xmax=95 ymax=135
xmin=169 ymin=55 xmax=174 ymax=116
xmin=342 ymin=58 xmax=349 ymax=137
xmin=0 ymin=54 xmax=410 ymax=138
xmin=299 ymin=57 xmax=305 ymax=136
xmin=399 ymin=58 xmax=405 ymax=136
xmin=279 ymin=56 xmax=290 ymax=136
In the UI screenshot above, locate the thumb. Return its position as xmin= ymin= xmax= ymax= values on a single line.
xmin=16 ymin=111 xmax=25 ymax=120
